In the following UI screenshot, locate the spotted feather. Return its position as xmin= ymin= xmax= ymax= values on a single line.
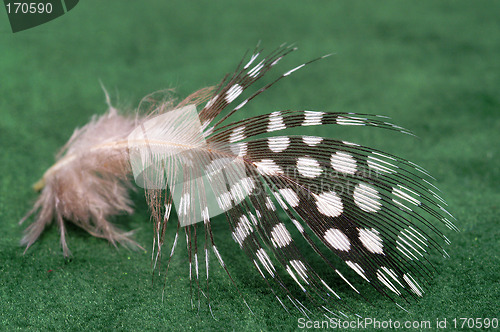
xmin=22 ymin=44 xmax=455 ymax=318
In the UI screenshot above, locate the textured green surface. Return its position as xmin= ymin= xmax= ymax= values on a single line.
xmin=1 ymin=1 xmax=499 ymax=330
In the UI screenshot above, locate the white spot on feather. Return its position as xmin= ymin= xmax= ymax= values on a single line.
xmin=324 ymin=228 xmax=350 ymax=251
xmin=225 ymin=84 xmax=243 ymax=103
xmin=314 ymin=191 xmax=343 ymax=217
xmin=353 ymin=183 xmax=382 ymax=212
xmin=270 ymin=223 xmax=293 ymax=248
xmin=302 ymin=111 xmax=324 ymax=126
xmin=297 ymin=156 xmax=322 ymax=178
xmin=179 ymin=193 xmax=190 ymax=216
xmin=230 ymin=141 xmax=247 ymax=157
xmin=302 ymin=136 xmax=323 ymax=146
xmin=268 ymin=136 xmax=290 ymax=153
xmin=403 ymin=273 xmax=423 ymax=296
xmin=267 ymin=111 xmax=286 ymax=132
xmin=229 ymin=126 xmax=245 ymax=143
xmin=278 ymin=188 xmax=299 ymax=207
xmin=330 ymin=151 xmax=357 ymax=175
xmin=255 ymin=159 xmax=284 ymax=175
xmin=216 ymin=190 xmax=233 ymax=211
xmin=233 ymin=215 xmax=253 ymax=247
xmin=358 ymin=228 xmax=384 ymax=254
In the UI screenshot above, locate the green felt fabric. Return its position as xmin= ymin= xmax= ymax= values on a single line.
xmin=1 ymin=1 xmax=498 ymax=330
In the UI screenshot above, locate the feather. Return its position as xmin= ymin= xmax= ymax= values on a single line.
xmin=20 ymin=44 xmax=456 ymax=317
xmin=20 ymin=103 xmax=140 ymax=256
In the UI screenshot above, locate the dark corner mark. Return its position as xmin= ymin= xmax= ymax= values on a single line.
xmin=3 ymin=0 xmax=79 ymax=33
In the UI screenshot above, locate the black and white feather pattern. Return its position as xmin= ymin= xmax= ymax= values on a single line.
xmin=144 ymin=44 xmax=456 ymax=318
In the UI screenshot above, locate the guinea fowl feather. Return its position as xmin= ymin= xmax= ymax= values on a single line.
xmin=20 ymin=45 xmax=455 ymax=317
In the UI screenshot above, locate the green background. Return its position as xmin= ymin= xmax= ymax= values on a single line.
xmin=1 ymin=1 xmax=498 ymax=330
